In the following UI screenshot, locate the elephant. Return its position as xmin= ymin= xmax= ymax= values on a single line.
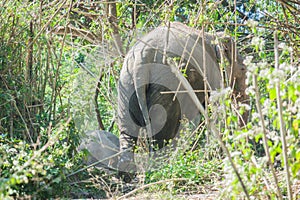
xmin=78 ymin=130 xmax=120 ymax=170
xmin=117 ymin=22 xmax=248 ymax=181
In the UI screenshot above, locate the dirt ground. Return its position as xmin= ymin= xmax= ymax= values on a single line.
xmin=115 ymin=179 xmax=300 ymax=200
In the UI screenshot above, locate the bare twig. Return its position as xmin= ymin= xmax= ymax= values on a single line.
xmin=53 ymin=25 xmax=100 ymax=44
xmin=0 ymin=76 xmax=34 ymax=143
xmin=160 ymin=90 xmax=211 ymax=94
xmin=106 ymin=0 xmax=124 ymax=57
xmin=95 ymin=70 xmax=105 ymax=130
xmin=66 ymin=148 xmax=129 ymax=177
xmin=276 ymin=0 xmax=300 ymax=13
xmin=108 ymin=116 xmax=115 ymax=132
xmin=30 ymin=0 xmax=68 ymax=46
xmin=253 ymin=74 xmax=283 ymax=199
xmin=201 ymin=12 xmax=209 ymax=112
xmin=274 ymin=30 xmax=292 ymax=200
xmin=49 ymin=0 xmax=73 ymax=121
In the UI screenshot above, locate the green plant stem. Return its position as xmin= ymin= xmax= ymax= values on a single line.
xmin=253 ymin=74 xmax=283 ymax=199
xmin=274 ymin=30 xmax=292 ymax=200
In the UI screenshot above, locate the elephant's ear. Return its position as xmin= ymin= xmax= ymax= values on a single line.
xmin=215 ymin=44 xmax=221 ymax=61
xmin=215 ymin=33 xmax=233 ymax=63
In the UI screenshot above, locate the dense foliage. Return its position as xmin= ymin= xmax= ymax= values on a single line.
xmin=0 ymin=0 xmax=299 ymax=199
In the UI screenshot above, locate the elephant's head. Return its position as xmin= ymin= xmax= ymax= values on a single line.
xmin=215 ymin=35 xmax=249 ymax=125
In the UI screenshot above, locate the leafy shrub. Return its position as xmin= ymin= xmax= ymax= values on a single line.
xmin=0 ymin=120 xmax=80 ymax=199
xmin=219 ymin=34 xmax=300 ymax=199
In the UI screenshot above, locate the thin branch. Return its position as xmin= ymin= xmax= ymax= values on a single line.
xmin=53 ymin=25 xmax=100 ymax=44
xmin=51 ymin=0 xmax=73 ymax=121
xmin=274 ymin=30 xmax=292 ymax=200
xmin=276 ymin=0 xmax=300 ymax=13
xmin=222 ymin=0 xmax=250 ymax=21
xmin=253 ymin=74 xmax=283 ymax=199
xmin=95 ymin=71 xmax=105 ymax=130
xmin=30 ymin=0 xmax=68 ymax=46
xmin=160 ymin=89 xmax=212 ymax=94
xmin=66 ymin=148 xmax=130 ymax=177
xmin=70 ymin=8 xmax=100 ymax=20
xmin=78 ymin=63 xmax=96 ymax=77
xmin=201 ymin=14 xmax=209 ymax=114
xmin=0 ymin=75 xmax=34 ymax=143
xmin=108 ymin=116 xmax=115 ymax=132
xmin=106 ymin=0 xmax=124 ymax=57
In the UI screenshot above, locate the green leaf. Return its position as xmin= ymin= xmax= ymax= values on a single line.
xmin=292 ymin=120 xmax=299 ymax=131
xmin=269 ymin=88 xmax=276 ymax=100
xmin=226 ymin=116 xmax=231 ymax=126
xmin=288 ymin=85 xmax=297 ymax=102
xmin=291 ymin=162 xmax=300 ymax=176
xmin=273 ymin=117 xmax=280 ymax=130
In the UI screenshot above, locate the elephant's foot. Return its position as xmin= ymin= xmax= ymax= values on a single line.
xmin=117 ymin=156 xmax=136 ymax=183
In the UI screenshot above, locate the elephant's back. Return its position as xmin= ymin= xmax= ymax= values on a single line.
xmin=126 ymin=22 xmax=222 ymax=90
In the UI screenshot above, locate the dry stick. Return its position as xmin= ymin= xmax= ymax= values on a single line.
xmin=281 ymin=4 xmax=300 ymax=25
xmin=30 ymin=0 xmax=67 ymax=47
xmin=51 ymin=0 xmax=73 ymax=121
xmin=201 ymin=2 xmax=211 ymax=149
xmin=24 ymin=20 xmax=35 ymax=140
xmin=276 ymin=0 xmax=300 ymax=13
xmin=161 ymin=90 xmax=211 ymax=94
xmin=201 ymin=22 xmax=209 ymax=112
xmin=132 ymin=0 xmax=137 ymax=29
xmin=107 ymin=0 xmax=124 ymax=57
xmin=10 ymin=100 xmax=13 ymax=138
xmin=94 ymin=70 xmax=105 ymax=130
xmin=173 ymin=23 xmax=207 ymax=102
xmin=54 ymin=25 xmax=99 ymax=44
xmin=232 ymin=0 xmax=237 ymax=89
xmin=66 ymin=149 xmax=129 ymax=177
xmin=253 ymin=75 xmax=283 ymax=199
xmin=281 ymin=4 xmax=300 ymax=56
xmin=0 ymin=74 xmax=34 ymax=143
xmin=170 ymin=65 xmax=250 ymax=200
xmin=190 ymin=120 xmax=206 ymax=152
xmin=162 ymin=20 xmax=170 ymax=65
xmin=274 ymin=30 xmax=293 ymax=200
xmin=117 ymin=178 xmax=188 ymax=200
xmin=12 ymin=100 xmax=34 ymax=143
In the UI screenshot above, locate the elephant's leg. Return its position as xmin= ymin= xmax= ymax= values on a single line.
xmin=118 ymin=83 xmax=147 ymax=182
xmin=118 ymin=132 xmax=137 ymax=183
xmin=146 ymin=83 xmax=181 ymax=149
xmin=117 ymin=75 xmax=141 ymax=182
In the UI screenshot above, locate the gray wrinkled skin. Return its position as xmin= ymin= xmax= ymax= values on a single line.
xmin=117 ymin=22 xmax=248 ymax=177
xmin=78 ymin=130 xmax=119 ymax=170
